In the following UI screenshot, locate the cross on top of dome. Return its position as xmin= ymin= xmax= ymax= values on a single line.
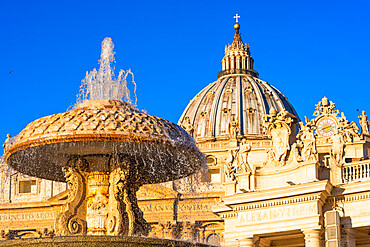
xmin=233 ymin=14 xmax=241 ymax=31
xmin=233 ymin=14 xmax=240 ymax=23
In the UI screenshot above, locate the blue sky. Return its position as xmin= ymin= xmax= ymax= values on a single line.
xmin=1 ymin=0 xmax=370 ymax=151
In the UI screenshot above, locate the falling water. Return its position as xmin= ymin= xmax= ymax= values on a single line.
xmin=76 ymin=37 xmax=137 ymax=105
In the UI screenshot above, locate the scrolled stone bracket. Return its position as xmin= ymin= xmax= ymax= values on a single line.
xmin=55 ymin=157 xmax=88 ymax=236
xmin=106 ymin=155 xmax=150 ymax=236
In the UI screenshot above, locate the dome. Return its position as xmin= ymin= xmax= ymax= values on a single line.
xmin=179 ymin=24 xmax=299 ymax=141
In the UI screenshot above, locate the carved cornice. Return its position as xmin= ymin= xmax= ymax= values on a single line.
xmin=218 ymin=212 xmax=237 ymax=219
xmin=232 ymin=194 xmax=322 ymax=212
xmin=326 ymin=192 xmax=370 ymax=205
xmin=222 ymin=180 xmax=333 ymax=205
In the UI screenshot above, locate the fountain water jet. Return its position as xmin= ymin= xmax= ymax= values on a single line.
xmin=3 ymin=38 xmax=207 ymax=246
xmin=77 ymin=37 xmax=137 ymax=105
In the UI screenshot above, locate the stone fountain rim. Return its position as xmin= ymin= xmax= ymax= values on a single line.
xmin=4 ymin=99 xmax=199 ymax=161
xmin=0 ymin=235 xmax=215 ymax=246
xmin=4 ymin=132 xmax=200 ymax=162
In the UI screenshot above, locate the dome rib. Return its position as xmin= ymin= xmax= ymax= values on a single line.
xmin=179 ymin=81 xmax=214 ymax=126
xmin=259 ymin=79 xmax=285 ymax=111
xmin=246 ymin=77 xmax=268 ymax=116
xmin=215 ymin=77 xmax=232 ymax=136
xmin=211 ymin=77 xmax=228 ymax=137
xmin=236 ymin=76 xmax=243 ymax=135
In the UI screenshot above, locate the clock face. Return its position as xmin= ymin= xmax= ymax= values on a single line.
xmin=317 ymin=117 xmax=337 ymax=137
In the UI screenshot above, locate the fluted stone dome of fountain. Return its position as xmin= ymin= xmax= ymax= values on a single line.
xmin=178 ymin=24 xmax=299 ymax=140
xmin=5 ymin=99 xmax=204 ymax=183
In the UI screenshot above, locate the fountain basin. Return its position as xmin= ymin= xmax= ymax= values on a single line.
xmin=0 ymin=236 xmax=214 ymax=247
xmin=5 ymin=100 xmax=205 ymax=183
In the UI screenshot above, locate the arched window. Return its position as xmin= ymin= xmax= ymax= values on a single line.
xmin=206 ymin=155 xmax=217 ymax=166
xmin=207 ymin=233 xmax=221 ymax=246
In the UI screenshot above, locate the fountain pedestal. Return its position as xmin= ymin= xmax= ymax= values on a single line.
xmin=86 ymin=172 xmax=109 ymax=235
xmin=55 ymin=156 xmax=150 ymax=237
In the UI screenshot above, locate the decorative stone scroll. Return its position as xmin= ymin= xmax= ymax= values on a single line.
xmin=55 ymin=157 xmax=88 ymax=236
xmin=263 ymin=109 xmax=297 ymax=166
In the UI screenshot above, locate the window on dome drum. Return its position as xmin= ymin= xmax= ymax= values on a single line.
xmin=19 ymin=180 xmax=37 ymax=194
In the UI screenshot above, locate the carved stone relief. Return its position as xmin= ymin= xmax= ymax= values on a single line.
xmin=263 ymin=109 xmax=297 ymax=166
xmin=270 ymin=125 xmax=290 ymax=161
xmin=86 ymin=172 xmax=109 ymax=235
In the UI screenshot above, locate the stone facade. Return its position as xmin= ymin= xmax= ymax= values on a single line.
xmin=1 ymin=22 xmax=370 ymax=247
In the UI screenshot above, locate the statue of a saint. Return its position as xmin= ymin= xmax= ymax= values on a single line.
xmin=297 ymin=122 xmax=317 ymax=162
xmin=181 ymin=117 xmax=194 ymax=137
xmin=339 ymin=113 xmax=360 ymax=142
xmin=228 ymin=116 xmax=239 ymax=140
xmin=290 ymin=143 xmax=301 ymax=163
xmin=237 ymin=139 xmax=252 ymax=173
xmin=359 ymin=110 xmax=369 ymax=135
xmin=331 ymin=130 xmax=345 ymax=166
xmin=2 ymin=134 xmax=11 ymax=149
xmin=224 ymin=150 xmax=236 ymax=181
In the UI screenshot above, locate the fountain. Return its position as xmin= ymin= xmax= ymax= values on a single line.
xmin=3 ymin=38 xmax=208 ymax=246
